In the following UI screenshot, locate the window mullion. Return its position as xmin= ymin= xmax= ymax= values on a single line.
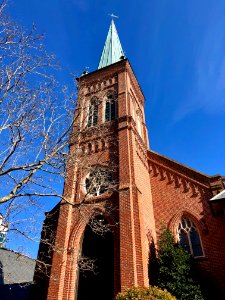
xmin=187 ymin=231 xmax=193 ymax=255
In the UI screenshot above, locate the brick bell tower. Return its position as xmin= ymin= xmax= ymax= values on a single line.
xmin=38 ymin=19 xmax=156 ymax=300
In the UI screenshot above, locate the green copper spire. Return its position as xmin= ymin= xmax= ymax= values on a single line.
xmin=98 ymin=19 xmax=125 ymax=69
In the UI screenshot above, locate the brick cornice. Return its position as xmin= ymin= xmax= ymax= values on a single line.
xmin=149 ymin=160 xmax=209 ymax=197
xmin=148 ymin=150 xmax=216 ymax=183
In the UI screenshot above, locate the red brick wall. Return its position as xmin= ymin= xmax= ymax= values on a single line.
xmin=148 ymin=150 xmax=225 ymax=295
xmin=46 ymin=60 xmax=156 ymax=299
xmin=42 ymin=59 xmax=225 ymax=300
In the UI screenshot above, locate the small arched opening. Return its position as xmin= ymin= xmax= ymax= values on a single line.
xmin=105 ymin=90 xmax=117 ymax=122
xmin=77 ymin=215 xmax=114 ymax=300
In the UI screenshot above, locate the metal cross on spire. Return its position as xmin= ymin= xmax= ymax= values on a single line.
xmin=108 ymin=13 xmax=119 ymax=19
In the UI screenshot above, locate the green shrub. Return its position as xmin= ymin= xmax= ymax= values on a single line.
xmin=115 ymin=286 xmax=176 ymax=300
xmin=156 ymin=227 xmax=204 ymax=300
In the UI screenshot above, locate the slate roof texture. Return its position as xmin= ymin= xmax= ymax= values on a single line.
xmin=0 ymin=248 xmax=35 ymax=284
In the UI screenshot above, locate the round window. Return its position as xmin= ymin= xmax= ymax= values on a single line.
xmin=85 ymin=167 xmax=112 ymax=196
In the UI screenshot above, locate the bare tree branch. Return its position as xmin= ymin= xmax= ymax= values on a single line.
xmin=0 ymin=2 xmax=119 ymax=279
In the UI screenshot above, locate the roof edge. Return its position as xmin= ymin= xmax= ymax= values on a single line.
xmin=148 ymin=149 xmax=222 ymax=179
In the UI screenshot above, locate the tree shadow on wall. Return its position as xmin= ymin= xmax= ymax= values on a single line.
xmin=148 ymin=239 xmax=158 ymax=286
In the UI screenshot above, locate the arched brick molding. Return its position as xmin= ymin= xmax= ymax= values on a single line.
xmin=62 ymin=206 xmax=118 ymax=300
xmin=62 ymin=212 xmax=89 ymax=300
xmin=168 ymin=210 xmax=208 ymax=238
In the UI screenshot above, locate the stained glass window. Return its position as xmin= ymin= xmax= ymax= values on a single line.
xmin=177 ymin=217 xmax=203 ymax=257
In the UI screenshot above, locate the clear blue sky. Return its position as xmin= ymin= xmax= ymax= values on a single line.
xmin=6 ymin=0 xmax=225 ymax=256
xmin=9 ymin=0 xmax=225 ymax=176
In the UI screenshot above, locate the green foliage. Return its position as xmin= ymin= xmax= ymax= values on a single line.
xmin=156 ymin=227 xmax=204 ymax=300
xmin=115 ymin=286 xmax=176 ymax=300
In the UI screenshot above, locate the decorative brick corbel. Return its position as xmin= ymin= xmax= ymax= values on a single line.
xmin=159 ymin=167 xmax=166 ymax=181
xmin=190 ymin=182 xmax=198 ymax=197
xmin=166 ymin=171 xmax=173 ymax=184
xmin=173 ymin=174 xmax=182 ymax=188
xmin=182 ymin=178 xmax=190 ymax=193
xmin=151 ymin=164 xmax=159 ymax=177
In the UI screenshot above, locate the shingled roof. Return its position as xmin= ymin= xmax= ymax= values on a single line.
xmin=0 ymin=248 xmax=35 ymax=284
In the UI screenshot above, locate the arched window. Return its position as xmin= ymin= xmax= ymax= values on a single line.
xmin=105 ymin=91 xmax=116 ymax=122
xmin=87 ymin=97 xmax=98 ymax=127
xmin=177 ymin=217 xmax=203 ymax=257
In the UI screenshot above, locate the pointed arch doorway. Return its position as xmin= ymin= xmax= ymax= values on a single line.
xmin=77 ymin=216 xmax=114 ymax=300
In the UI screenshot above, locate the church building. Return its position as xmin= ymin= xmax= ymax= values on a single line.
xmin=33 ymin=20 xmax=225 ymax=300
